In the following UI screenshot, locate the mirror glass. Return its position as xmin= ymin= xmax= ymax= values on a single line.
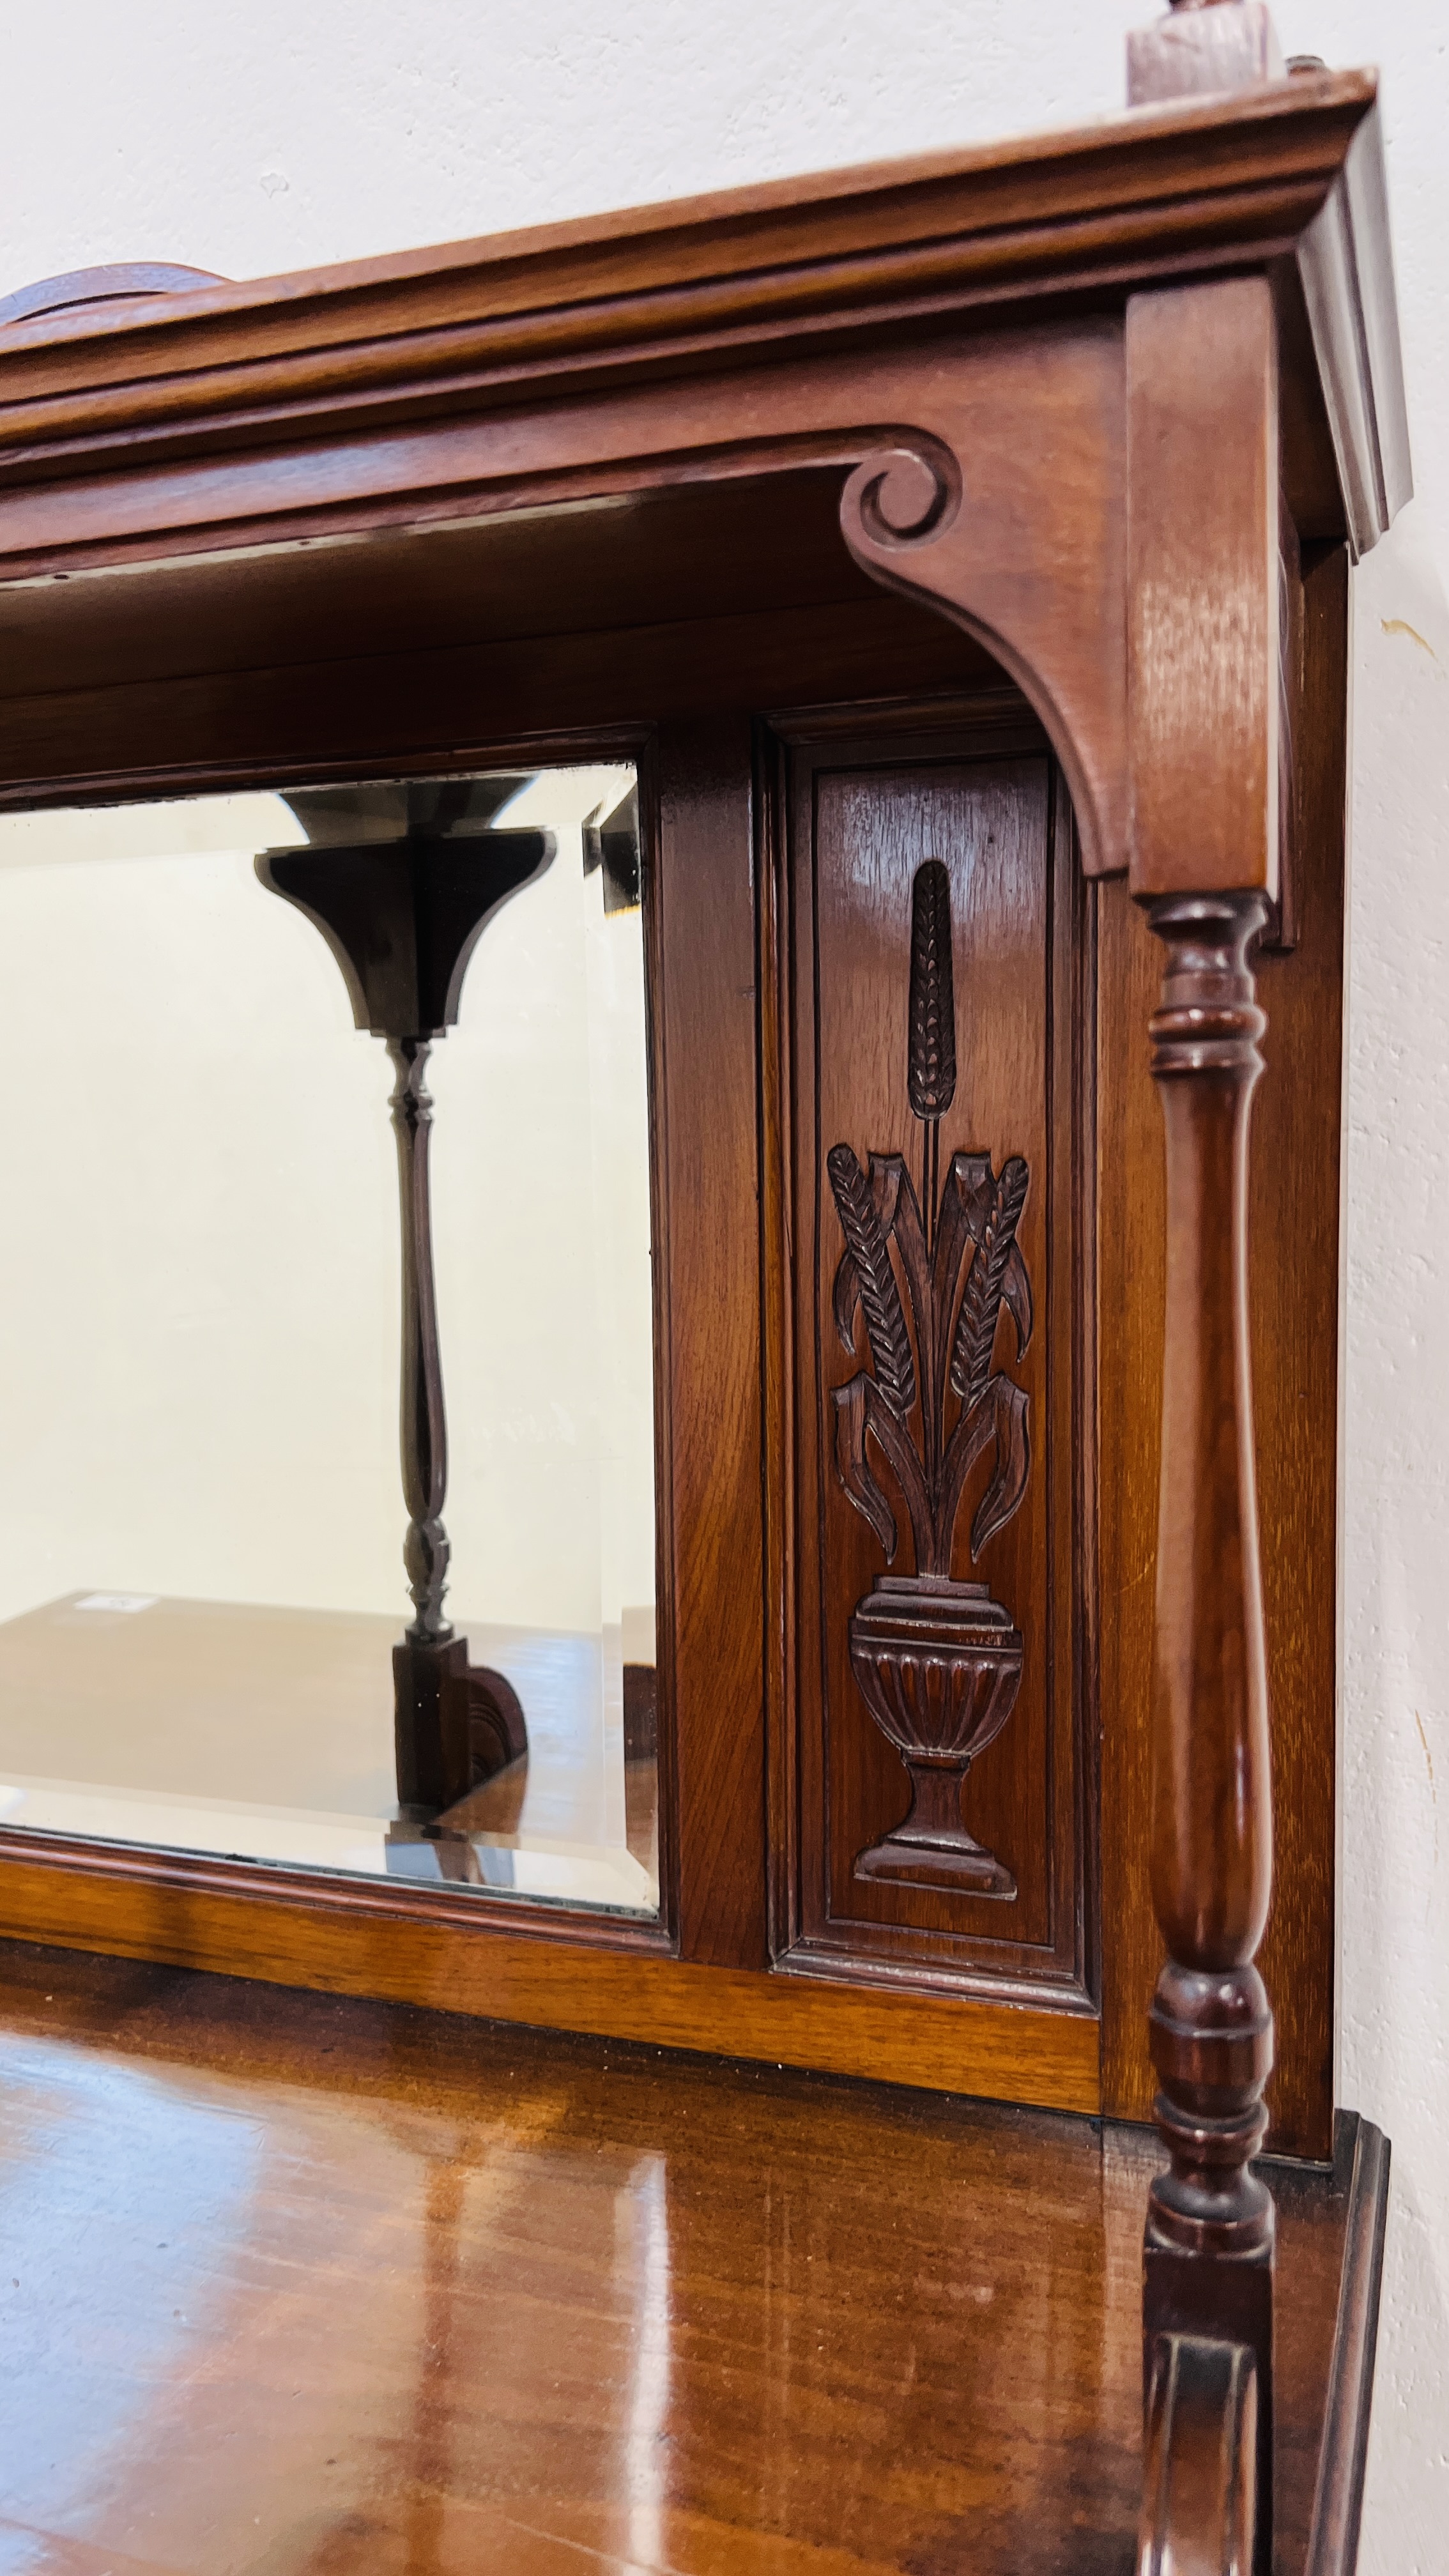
xmin=0 ymin=762 xmax=660 ymax=1915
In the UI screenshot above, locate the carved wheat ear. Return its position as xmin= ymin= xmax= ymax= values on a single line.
xmin=907 ymin=859 xmax=956 ymax=1121
xmin=827 ymin=1144 xmax=916 ymax=1419
xmin=950 ymin=1156 xmax=1030 ymax=1413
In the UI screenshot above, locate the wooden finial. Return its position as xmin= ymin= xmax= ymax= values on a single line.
xmin=1129 ymin=0 xmax=1285 ymax=103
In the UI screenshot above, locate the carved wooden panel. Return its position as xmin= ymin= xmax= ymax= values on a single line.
xmin=766 ymin=703 xmax=1095 ymax=2005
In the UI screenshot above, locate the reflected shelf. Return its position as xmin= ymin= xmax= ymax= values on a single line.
xmin=0 ymin=1593 xmax=659 ymax=1915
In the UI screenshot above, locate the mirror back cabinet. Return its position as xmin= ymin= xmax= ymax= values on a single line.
xmin=0 ymin=13 xmax=1405 ymax=2281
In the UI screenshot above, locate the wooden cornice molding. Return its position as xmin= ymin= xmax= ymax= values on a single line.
xmin=0 ymin=67 xmax=1403 ymax=558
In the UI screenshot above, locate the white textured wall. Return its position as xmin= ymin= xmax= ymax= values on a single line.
xmin=0 ymin=776 xmax=656 ymax=1639
xmin=1 ymin=4 xmax=1445 ymax=2563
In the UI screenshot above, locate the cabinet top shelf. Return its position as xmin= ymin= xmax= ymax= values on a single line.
xmin=0 ymin=68 xmax=1404 ymax=555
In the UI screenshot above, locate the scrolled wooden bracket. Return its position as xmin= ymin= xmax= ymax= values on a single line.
xmin=838 ymin=407 xmax=1127 ymax=882
xmin=1140 ymin=2332 xmax=1259 ymax=2576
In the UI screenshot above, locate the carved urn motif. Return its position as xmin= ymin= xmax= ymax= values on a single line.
xmin=828 ymin=859 xmax=1032 ymax=1897
xmin=848 ymin=1577 xmax=1022 ymax=1895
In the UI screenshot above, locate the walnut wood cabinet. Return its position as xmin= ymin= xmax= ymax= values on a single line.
xmin=0 ymin=13 xmax=1409 ymax=2567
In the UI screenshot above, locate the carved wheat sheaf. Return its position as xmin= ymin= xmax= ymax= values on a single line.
xmin=907 ymin=858 xmax=957 ymax=1121
xmin=825 ymin=1144 xmax=916 ymax=1419
xmin=951 ymin=1156 xmax=1030 ymax=1411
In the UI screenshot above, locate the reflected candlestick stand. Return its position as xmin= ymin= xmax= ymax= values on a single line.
xmin=257 ymin=778 xmax=555 ymax=1817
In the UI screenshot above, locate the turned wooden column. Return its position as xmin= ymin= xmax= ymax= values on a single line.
xmin=1124 ymin=256 xmax=1286 ymax=2574
xmin=1142 ymin=890 xmax=1275 ymax=2572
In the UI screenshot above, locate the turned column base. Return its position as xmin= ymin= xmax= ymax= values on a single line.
xmin=394 ymin=1636 xmax=528 ymax=1816
xmin=1144 ymin=1960 xmax=1276 ymax=2576
xmin=1144 ymin=2236 xmax=1273 ymax=2576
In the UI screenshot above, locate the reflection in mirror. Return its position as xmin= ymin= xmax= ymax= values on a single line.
xmin=0 ymin=763 xmax=659 ymax=1915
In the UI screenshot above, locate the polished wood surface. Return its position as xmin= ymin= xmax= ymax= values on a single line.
xmin=770 ymin=708 xmax=1092 ymax=2007
xmin=0 ymin=72 xmax=1392 ymax=563
xmin=0 ymin=1945 xmax=1361 ymax=2575
xmin=1305 ymin=2119 xmax=1391 ymax=2576
xmin=1141 ymin=888 xmax=1276 ymax=2573
xmin=0 ymin=1837 xmax=1100 ymax=2111
xmin=0 ymin=632 xmax=1346 ymax=2131
xmin=1139 ymin=2331 xmax=1259 ymax=2576
xmin=0 ymin=37 xmax=1398 ymax=2257
xmin=1098 ymin=543 xmax=1347 ymax=2161
xmin=1126 ymin=276 xmax=1281 ymax=901
xmin=653 ymin=717 xmax=765 ymax=1971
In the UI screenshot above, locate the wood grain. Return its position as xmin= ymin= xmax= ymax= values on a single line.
xmin=1127 ymin=275 xmax=1281 ymax=900
xmin=0 ymin=1841 xmax=1098 ymax=2111
xmin=1140 ymin=884 xmax=1276 ymax=2575
xmin=654 ymin=720 xmax=768 ymax=1969
xmin=1305 ymin=2117 xmax=1392 ymax=2576
xmin=0 ymin=1943 xmax=1363 ymax=2575
xmin=1098 ymin=552 xmax=1346 ymax=2162
xmin=773 ymin=712 xmax=1092 ymax=2008
xmin=0 ymin=522 xmax=992 ymax=809
xmin=0 ymin=74 xmax=1383 ymax=509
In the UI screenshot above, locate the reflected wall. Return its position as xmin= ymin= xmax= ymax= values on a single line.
xmin=0 ymin=764 xmax=660 ymax=1913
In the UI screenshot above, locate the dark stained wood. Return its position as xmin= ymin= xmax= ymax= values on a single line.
xmin=0 ymin=1943 xmax=1361 ymax=2574
xmin=1140 ymin=887 xmax=1276 ymax=2574
xmin=1099 ymin=546 xmax=1347 ymax=2161
xmin=0 ymin=326 xmax=1133 ymax=881
xmin=1139 ymin=2331 xmax=1259 ymax=2576
xmin=0 ymin=53 xmax=1406 ymax=2572
xmin=652 ymin=719 xmax=766 ymax=1970
xmin=0 ymin=73 xmax=1391 ymax=541
xmin=1098 ymin=877 xmax=1169 ymax=2128
xmin=1126 ymin=275 xmax=1281 ymax=902
xmin=0 ymin=61 xmax=1399 ymax=2356
xmin=0 ymin=468 xmax=907 ymax=704
xmin=837 ymin=330 xmax=1128 ymax=877
xmin=0 ymin=568 xmax=990 ymax=812
xmin=1305 ymin=2117 xmax=1392 ymax=2576
xmin=769 ymin=706 xmax=1093 ymax=2013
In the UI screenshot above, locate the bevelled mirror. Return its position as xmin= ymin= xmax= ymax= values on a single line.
xmin=0 ymin=761 xmax=661 ymax=1917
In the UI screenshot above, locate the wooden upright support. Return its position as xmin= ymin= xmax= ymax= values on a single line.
xmin=1128 ymin=270 xmax=1281 ymax=2575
